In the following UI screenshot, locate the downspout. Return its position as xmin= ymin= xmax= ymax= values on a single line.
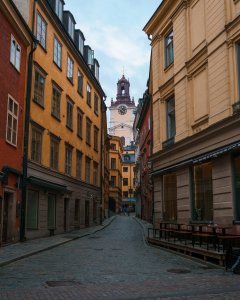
xmin=20 ymin=0 xmax=38 ymax=242
xmin=99 ymin=97 xmax=104 ymax=224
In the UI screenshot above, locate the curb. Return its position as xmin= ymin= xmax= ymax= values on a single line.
xmin=0 ymin=216 xmax=116 ymax=268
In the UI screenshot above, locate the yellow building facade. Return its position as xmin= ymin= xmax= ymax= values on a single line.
xmin=109 ymin=136 xmax=123 ymax=215
xmin=17 ymin=0 xmax=106 ymax=238
xmin=144 ymin=0 xmax=240 ymax=227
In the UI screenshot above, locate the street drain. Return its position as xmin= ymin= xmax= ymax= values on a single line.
xmin=46 ymin=280 xmax=80 ymax=287
xmin=167 ymin=269 xmax=191 ymax=274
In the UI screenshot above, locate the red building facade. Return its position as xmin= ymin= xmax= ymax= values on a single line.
xmin=0 ymin=0 xmax=32 ymax=245
xmin=137 ymin=91 xmax=153 ymax=222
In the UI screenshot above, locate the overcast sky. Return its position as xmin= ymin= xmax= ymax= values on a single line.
xmin=64 ymin=0 xmax=160 ymax=108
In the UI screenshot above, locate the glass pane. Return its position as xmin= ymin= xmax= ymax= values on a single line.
xmin=27 ymin=190 xmax=38 ymax=228
xmin=48 ymin=194 xmax=56 ymax=228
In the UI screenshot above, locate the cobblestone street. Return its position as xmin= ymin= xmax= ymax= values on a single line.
xmin=0 ymin=216 xmax=240 ymax=299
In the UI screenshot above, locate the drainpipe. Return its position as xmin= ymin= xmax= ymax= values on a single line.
xmin=20 ymin=0 xmax=38 ymax=242
xmin=99 ymin=97 xmax=105 ymax=224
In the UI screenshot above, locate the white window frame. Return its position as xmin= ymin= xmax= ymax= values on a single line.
xmin=68 ymin=17 xmax=74 ymax=39
xmin=67 ymin=55 xmax=74 ymax=82
xmin=54 ymin=37 xmax=62 ymax=68
xmin=36 ymin=13 xmax=47 ymax=49
xmin=6 ymin=95 xmax=19 ymax=146
xmin=10 ymin=35 xmax=21 ymax=71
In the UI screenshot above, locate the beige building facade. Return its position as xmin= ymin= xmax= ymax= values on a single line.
xmin=109 ymin=136 xmax=123 ymax=214
xmin=144 ymin=0 xmax=240 ymax=227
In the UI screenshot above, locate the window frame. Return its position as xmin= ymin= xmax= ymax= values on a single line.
xmin=77 ymin=108 xmax=84 ymax=139
xmin=77 ymin=69 xmax=83 ymax=95
xmin=165 ymin=30 xmax=174 ymax=68
xmin=65 ymin=144 xmax=73 ymax=176
xmin=55 ymin=0 xmax=63 ymax=21
xmin=51 ymin=83 xmax=61 ymax=120
xmin=86 ymin=117 xmax=92 ymax=146
xmin=94 ymin=93 xmax=99 ymax=115
xmin=66 ymin=97 xmax=74 ymax=130
xmin=33 ymin=67 xmax=45 ymax=107
xmin=53 ymin=36 xmax=62 ymax=69
xmin=6 ymin=95 xmax=19 ymax=147
xmin=85 ymin=157 xmax=91 ymax=183
xmin=76 ymin=150 xmax=83 ymax=180
xmin=67 ymin=55 xmax=74 ymax=83
xmin=36 ymin=13 xmax=47 ymax=49
xmin=86 ymin=83 xmax=91 ymax=107
xmin=26 ymin=190 xmax=39 ymax=229
xmin=93 ymin=126 xmax=99 ymax=152
xmin=30 ymin=124 xmax=43 ymax=164
xmin=10 ymin=35 xmax=21 ymax=71
xmin=166 ymin=96 xmax=176 ymax=140
xmin=50 ymin=134 xmax=60 ymax=171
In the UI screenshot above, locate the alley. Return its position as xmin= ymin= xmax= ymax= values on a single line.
xmin=0 ymin=216 xmax=240 ymax=300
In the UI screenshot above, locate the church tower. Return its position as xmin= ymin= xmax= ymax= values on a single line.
xmin=108 ymin=75 xmax=136 ymax=146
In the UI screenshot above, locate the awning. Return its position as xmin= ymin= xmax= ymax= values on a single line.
xmin=193 ymin=141 xmax=240 ymax=164
xmin=152 ymin=140 xmax=240 ymax=176
xmin=27 ymin=176 xmax=68 ymax=192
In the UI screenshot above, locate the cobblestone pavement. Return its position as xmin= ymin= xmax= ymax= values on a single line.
xmin=0 ymin=215 xmax=240 ymax=299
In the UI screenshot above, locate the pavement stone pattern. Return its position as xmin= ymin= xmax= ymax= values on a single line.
xmin=0 ymin=215 xmax=240 ymax=299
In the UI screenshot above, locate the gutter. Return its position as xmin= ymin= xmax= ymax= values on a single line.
xmin=20 ymin=0 xmax=38 ymax=242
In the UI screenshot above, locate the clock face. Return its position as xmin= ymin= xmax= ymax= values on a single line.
xmin=118 ymin=105 xmax=127 ymax=115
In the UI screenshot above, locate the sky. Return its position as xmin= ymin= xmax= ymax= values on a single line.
xmin=64 ymin=0 xmax=160 ymax=108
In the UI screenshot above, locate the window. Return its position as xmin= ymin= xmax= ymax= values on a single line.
xmin=123 ymin=167 xmax=128 ymax=172
xmin=31 ymin=125 xmax=42 ymax=163
xmin=65 ymin=144 xmax=73 ymax=175
xmin=10 ymin=35 xmax=21 ymax=71
xmin=94 ymin=60 xmax=99 ymax=80
xmin=36 ymin=13 xmax=47 ymax=49
xmin=50 ymin=135 xmax=59 ymax=170
xmin=110 ymin=143 xmax=116 ymax=150
xmin=79 ymin=37 xmax=84 ymax=54
xmin=120 ymin=136 xmax=125 ymax=146
xmin=52 ymin=84 xmax=61 ymax=119
xmin=53 ymin=37 xmax=62 ymax=68
xmin=68 ymin=17 xmax=74 ymax=39
xmin=94 ymin=126 xmax=99 ymax=151
xmin=163 ymin=173 xmax=177 ymax=221
xmin=234 ymin=155 xmax=240 ymax=220
xmin=166 ymin=97 xmax=176 ymax=140
xmin=111 ymin=158 xmax=116 ymax=169
xmin=123 ymin=178 xmax=128 ymax=186
xmin=67 ymin=56 xmax=74 ymax=82
xmin=192 ymin=162 xmax=213 ymax=222
xmin=6 ymin=96 xmax=19 ymax=146
xmin=76 ymin=150 xmax=82 ymax=179
xmin=77 ymin=108 xmax=83 ymax=138
xmin=93 ymin=162 xmax=98 ymax=186
xmin=34 ymin=69 xmax=45 ymax=106
xmin=77 ymin=70 xmax=83 ymax=95
xmin=165 ymin=30 xmax=173 ymax=67
xmin=87 ymin=84 xmax=91 ymax=106
xmin=27 ymin=190 xmax=39 ymax=229
xmin=48 ymin=193 xmax=56 ymax=229
xmin=86 ymin=118 xmax=92 ymax=145
xmin=123 ymin=191 xmax=128 ymax=198
xmin=85 ymin=157 xmax=91 ymax=183
xmin=94 ymin=93 xmax=98 ymax=114
xmin=124 ymin=155 xmax=130 ymax=162
xmin=110 ymin=176 xmax=116 ymax=187
xmin=66 ymin=98 xmax=73 ymax=130
xmin=55 ymin=0 xmax=63 ymax=20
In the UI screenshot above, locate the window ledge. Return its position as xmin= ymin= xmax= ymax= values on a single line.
xmin=77 ymin=134 xmax=83 ymax=140
xmin=51 ymin=113 xmax=61 ymax=122
xmin=38 ymin=43 xmax=47 ymax=54
xmin=33 ymin=98 xmax=45 ymax=109
xmin=53 ymin=61 xmax=62 ymax=72
xmin=164 ymin=62 xmax=174 ymax=72
xmin=162 ymin=136 xmax=175 ymax=149
xmin=77 ymin=90 xmax=83 ymax=98
xmin=66 ymin=125 xmax=73 ymax=132
xmin=67 ymin=77 xmax=74 ymax=86
xmin=86 ymin=141 xmax=91 ymax=147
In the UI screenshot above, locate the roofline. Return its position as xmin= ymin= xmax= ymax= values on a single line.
xmin=143 ymin=0 xmax=166 ymax=34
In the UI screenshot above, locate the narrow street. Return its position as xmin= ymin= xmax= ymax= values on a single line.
xmin=0 ymin=216 xmax=239 ymax=299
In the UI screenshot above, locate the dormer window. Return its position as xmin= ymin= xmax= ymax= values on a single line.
xmin=79 ymin=36 xmax=84 ymax=54
xmin=88 ymin=49 xmax=94 ymax=66
xmin=68 ymin=17 xmax=74 ymax=39
xmin=55 ymin=0 xmax=63 ymax=21
xmin=94 ymin=59 xmax=99 ymax=80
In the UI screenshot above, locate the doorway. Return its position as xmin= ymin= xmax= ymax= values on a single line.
xmin=0 ymin=192 xmax=11 ymax=244
xmin=64 ymin=198 xmax=69 ymax=232
xmin=85 ymin=200 xmax=89 ymax=227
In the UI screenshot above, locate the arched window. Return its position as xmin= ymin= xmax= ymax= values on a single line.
xmin=121 ymin=86 xmax=125 ymax=95
xmin=120 ymin=136 xmax=125 ymax=146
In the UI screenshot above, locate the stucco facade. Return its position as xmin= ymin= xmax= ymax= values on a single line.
xmin=0 ymin=0 xmax=32 ymax=245
xmin=144 ymin=0 xmax=240 ymax=227
xmin=13 ymin=0 xmax=106 ymax=239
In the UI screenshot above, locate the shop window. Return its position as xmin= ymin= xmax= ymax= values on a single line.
xmin=26 ymin=190 xmax=39 ymax=229
xmin=163 ymin=173 xmax=177 ymax=221
xmin=234 ymin=155 xmax=240 ymax=220
xmin=192 ymin=162 xmax=213 ymax=222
